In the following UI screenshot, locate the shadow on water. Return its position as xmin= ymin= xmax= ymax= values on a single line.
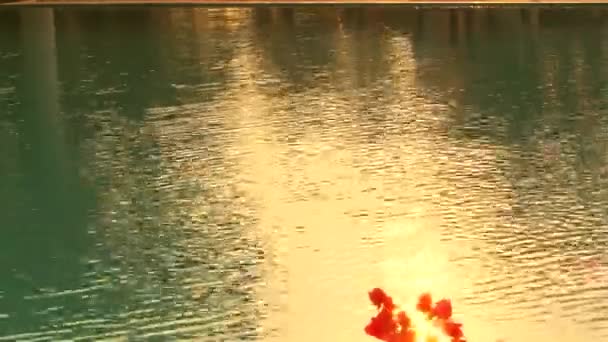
xmin=251 ymin=8 xmax=338 ymax=92
xmin=53 ymin=8 xmax=180 ymax=121
xmin=0 ymin=8 xmax=94 ymax=334
xmin=1 ymin=7 xmax=263 ymax=340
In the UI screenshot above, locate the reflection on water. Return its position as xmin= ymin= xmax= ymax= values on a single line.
xmin=1 ymin=7 xmax=608 ymax=342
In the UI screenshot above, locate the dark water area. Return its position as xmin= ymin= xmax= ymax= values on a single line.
xmin=1 ymin=6 xmax=608 ymax=341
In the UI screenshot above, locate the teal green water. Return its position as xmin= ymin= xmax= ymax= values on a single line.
xmin=1 ymin=7 xmax=608 ymax=341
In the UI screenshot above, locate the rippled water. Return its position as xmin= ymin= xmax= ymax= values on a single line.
xmin=1 ymin=6 xmax=608 ymax=342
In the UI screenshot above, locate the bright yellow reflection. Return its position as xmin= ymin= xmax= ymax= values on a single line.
xmin=410 ymin=313 xmax=452 ymax=342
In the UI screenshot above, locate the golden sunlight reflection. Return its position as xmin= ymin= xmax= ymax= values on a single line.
xmin=201 ymin=14 xmax=584 ymax=341
xmin=220 ymin=22 xmax=469 ymax=342
xmin=112 ymin=9 xmax=608 ymax=342
xmin=410 ymin=313 xmax=452 ymax=342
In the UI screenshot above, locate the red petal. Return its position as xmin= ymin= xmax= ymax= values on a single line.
xmin=396 ymin=311 xmax=411 ymax=330
xmin=369 ymin=288 xmax=388 ymax=308
xmin=416 ymin=293 xmax=433 ymax=313
xmin=443 ymin=320 xmax=464 ymax=339
xmin=365 ymin=317 xmax=381 ymax=338
xmin=384 ymin=296 xmax=396 ymax=312
xmin=365 ymin=305 xmax=398 ymax=341
xmin=432 ymin=299 xmax=453 ymax=320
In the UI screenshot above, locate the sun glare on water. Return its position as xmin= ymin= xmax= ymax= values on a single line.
xmin=409 ymin=309 xmax=453 ymax=342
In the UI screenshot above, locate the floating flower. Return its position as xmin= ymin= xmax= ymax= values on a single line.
xmin=365 ymin=288 xmax=466 ymax=342
xmin=416 ymin=293 xmax=433 ymax=314
xmin=432 ymin=299 xmax=452 ymax=320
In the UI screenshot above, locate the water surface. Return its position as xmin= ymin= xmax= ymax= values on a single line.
xmin=1 ymin=7 xmax=608 ymax=342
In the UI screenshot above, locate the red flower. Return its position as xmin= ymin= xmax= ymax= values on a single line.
xmin=369 ymin=288 xmax=388 ymax=309
xmin=396 ymin=311 xmax=411 ymax=330
xmin=432 ymin=299 xmax=453 ymax=320
xmin=365 ymin=288 xmax=465 ymax=342
xmin=416 ymin=293 xmax=433 ymax=313
xmin=443 ymin=320 xmax=464 ymax=341
xmin=365 ymin=304 xmax=397 ymax=340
